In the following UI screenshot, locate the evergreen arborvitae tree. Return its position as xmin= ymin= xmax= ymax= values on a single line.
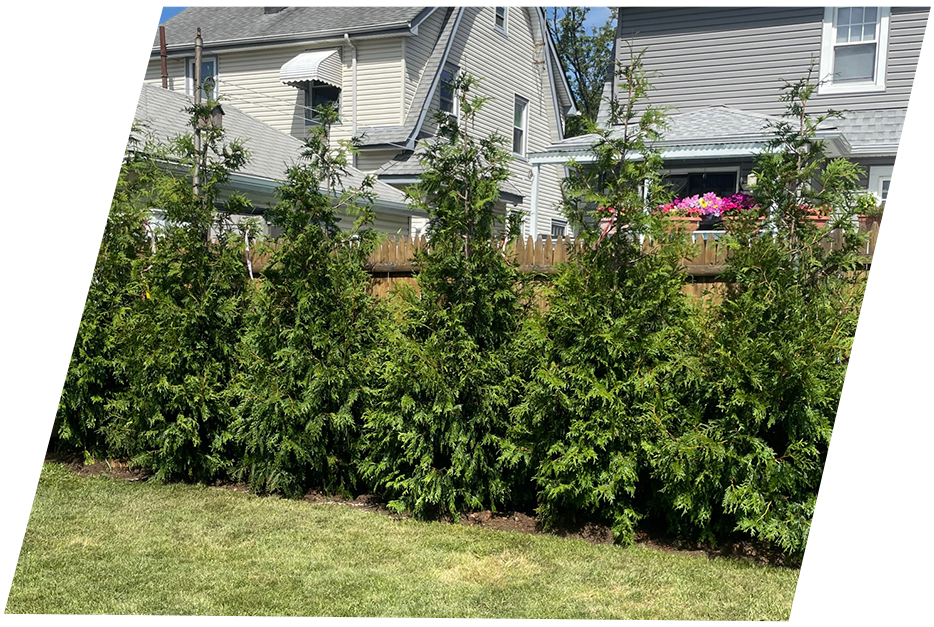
xmin=509 ymin=47 xmax=699 ymax=544
xmin=652 ymin=67 xmax=868 ymax=558
xmin=5 ymin=81 xmax=159 ymax=457
xmin=233 ymin=105 xmax=382 ymax=498
xmin=116 ymin=98 xmax=254 ymax=482
xmin=360 ymin=74 xmax=528 ymax=519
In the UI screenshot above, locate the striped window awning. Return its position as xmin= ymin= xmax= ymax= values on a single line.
xmin=279 ymin=49 xmax=342 ymax=88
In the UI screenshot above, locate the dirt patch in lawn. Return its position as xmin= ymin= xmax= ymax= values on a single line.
xmin=46 ymin=455 xmax=794 ymax=567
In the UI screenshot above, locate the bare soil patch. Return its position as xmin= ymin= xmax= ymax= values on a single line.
xmin=45 ymin=455 xmax=794 ymax=567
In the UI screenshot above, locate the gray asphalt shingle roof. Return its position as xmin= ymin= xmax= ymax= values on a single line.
xmin=833 ymin=109 xmax=904 ymax=149
xmin=132 ymin=83 xmax=408 ymax=205
xmin=154 ymin=7 xmax=428 ymax=50
xmin=3 ymin=108 xmax=87 ymax=173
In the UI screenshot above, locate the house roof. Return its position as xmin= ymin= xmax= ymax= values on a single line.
xmin=155 ymin=7 xmax=575 ymax=154
xmin=153 ymin=7 xmax=431 ymax=52
xmin=530 ymin=106 xmax=931 ymax=163
xmin=132 ymin=82 xmax=409 ymax=207
xmin=833 ymin=109 xmax=904 ymax=155
xmin=529 ymin=105 xmax=852 ymax=164
xmin=3 ymin=107 xmax=88 ymax=174
xmin=376 ymin=142 xmax=526 ymax=204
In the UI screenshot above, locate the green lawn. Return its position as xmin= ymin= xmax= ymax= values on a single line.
xmin=6 ymin=463 xmax=798 ymax=619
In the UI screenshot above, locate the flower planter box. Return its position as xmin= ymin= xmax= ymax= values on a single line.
xmin=664 ymin=216 xmax=702 ymax=234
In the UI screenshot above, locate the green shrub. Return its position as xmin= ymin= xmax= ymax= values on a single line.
xmin=233 ymin=106 xmax=382 ymax=498
xmin=651 ymin=69 xmax=868 ymax=557
xmin=360 ymin=74 xmax=529 ymax=519
xmin=112 ymin=100 xmax=254 ymax=482
xmin=509 ymin=48 xmax=700 ymax=544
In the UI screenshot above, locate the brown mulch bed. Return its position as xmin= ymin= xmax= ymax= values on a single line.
xmin=44 ymin=454 xmax=794 ymax=567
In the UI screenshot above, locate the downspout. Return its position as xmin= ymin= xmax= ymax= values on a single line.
xmin=530 ymin=163 xmax=541 ymax=237
xmin=344 ymin=33 xmax=358 ymax=166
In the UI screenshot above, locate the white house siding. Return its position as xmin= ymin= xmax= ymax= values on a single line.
xmin=421 ymin=7 xmax=566 ymax=238
xmin=145 ymin=38 xmax=408 ymax=144
xmin=3 ymin=174 xmax=68 ymax=237
xmin=355 ymin=38 xmax=405 ymax=128
xmin=404 ymin=8 xmax=446 ymax=117
xmin=616 ymin=6 xmax=928 ymax=116
xmin=145 ymin=44 xmax=343 ymax=140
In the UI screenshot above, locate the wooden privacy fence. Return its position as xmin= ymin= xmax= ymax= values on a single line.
xmin=250 ymin=222 xmax=881 ymax=299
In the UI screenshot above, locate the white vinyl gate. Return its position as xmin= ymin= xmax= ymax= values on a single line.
xmin=3 ymin=224 xmax=81 ymax=454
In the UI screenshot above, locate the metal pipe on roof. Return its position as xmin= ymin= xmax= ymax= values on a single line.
xmin=159 ymin=26 xmax=169 ymax=89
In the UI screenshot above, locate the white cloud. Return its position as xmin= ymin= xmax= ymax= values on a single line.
xmin=62 ymin=31 xmax=127 ymax=53
xmin=3 ymin=78 xmax=53 ymax=107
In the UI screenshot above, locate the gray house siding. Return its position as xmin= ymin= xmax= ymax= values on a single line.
xmin=616 ymin=6 xmax=928 ymax=116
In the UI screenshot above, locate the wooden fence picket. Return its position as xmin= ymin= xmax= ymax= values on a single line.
xmin=246 ymin=224 xmax=878 ymax=298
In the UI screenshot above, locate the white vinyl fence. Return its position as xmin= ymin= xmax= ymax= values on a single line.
xmin=3 ymin=224 xmax=81 ymax=454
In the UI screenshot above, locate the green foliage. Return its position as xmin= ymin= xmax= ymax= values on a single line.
xmin=233 ymin=106 xmax=382 ymax=498
xmin=546 ymin=7 xmax=617 ymax=136
xmin=651 ymin=68 xmax=868 ymax=557
xmin=360 ymin=74 xmax=528 ymax=519
xmin=5 ymin=81 xmax=159 ymax=456
xmin=512 ymin=48 xmax=698 ymax=543
xmin=112 ymin=98 xmax=254 ymax=482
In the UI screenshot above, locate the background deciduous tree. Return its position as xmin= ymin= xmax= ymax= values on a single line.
xmin=546 ymin=7 xmax=617 ymax=136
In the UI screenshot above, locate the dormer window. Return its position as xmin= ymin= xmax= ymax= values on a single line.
xmin=819 ymin=7 xmax=890 ymax=94
xmin=494 ymin=7 xmax=507 ymax=35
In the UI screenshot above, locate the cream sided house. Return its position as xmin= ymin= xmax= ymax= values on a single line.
xmin=3 ymin=81 xmax=419 ymax=452
xmin=147 ymin=6 xmax=577 ymax=239
xmin=531 ymin=6 xmax=928 ymax=224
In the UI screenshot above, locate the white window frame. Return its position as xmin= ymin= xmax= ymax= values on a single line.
xmin=494 ymin=7 xmax=508 ymax=35
xmin=551 ymin=219 xmax=567 ymax=238
xmin=512 ymin=95 xmax=529 ymax=157
xmin=187 ymin=56 xmax=218 ymax=100
xmin=869 ymin=165 xmax=931 ymax=227
xmin=818 ymin=7 xmax=890 ymax=95
xmin=439 ymin=63 xmax=459 ymax=118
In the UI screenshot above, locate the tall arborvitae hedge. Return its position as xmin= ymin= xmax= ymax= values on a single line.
xmin=359 ymin=74 xmax=529 ymax=519
xmin=651 ymin=69 xmax=868 ymax=558
xmin=508 ymin=48 xmax=701 ymax=544
xmin=113 ymin=99 xmax=254 ymax=483
xmin=233 ymin=105 xmax=382 ymax=498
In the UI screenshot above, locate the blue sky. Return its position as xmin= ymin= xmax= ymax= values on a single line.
xmin=3 ymin=6 xmax=610 ymax=107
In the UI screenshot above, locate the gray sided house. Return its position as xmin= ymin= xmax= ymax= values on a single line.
xmin=532 ymin=6 xmax=928 ymax=219
xmin=147 ymin=7 xmax=577 ymax=239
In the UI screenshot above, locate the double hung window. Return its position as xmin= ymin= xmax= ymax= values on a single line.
xmin=819 ymin=7 xmax=890 ymax=94
xmin=513 ymin=95 xmax=528 ymax=157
